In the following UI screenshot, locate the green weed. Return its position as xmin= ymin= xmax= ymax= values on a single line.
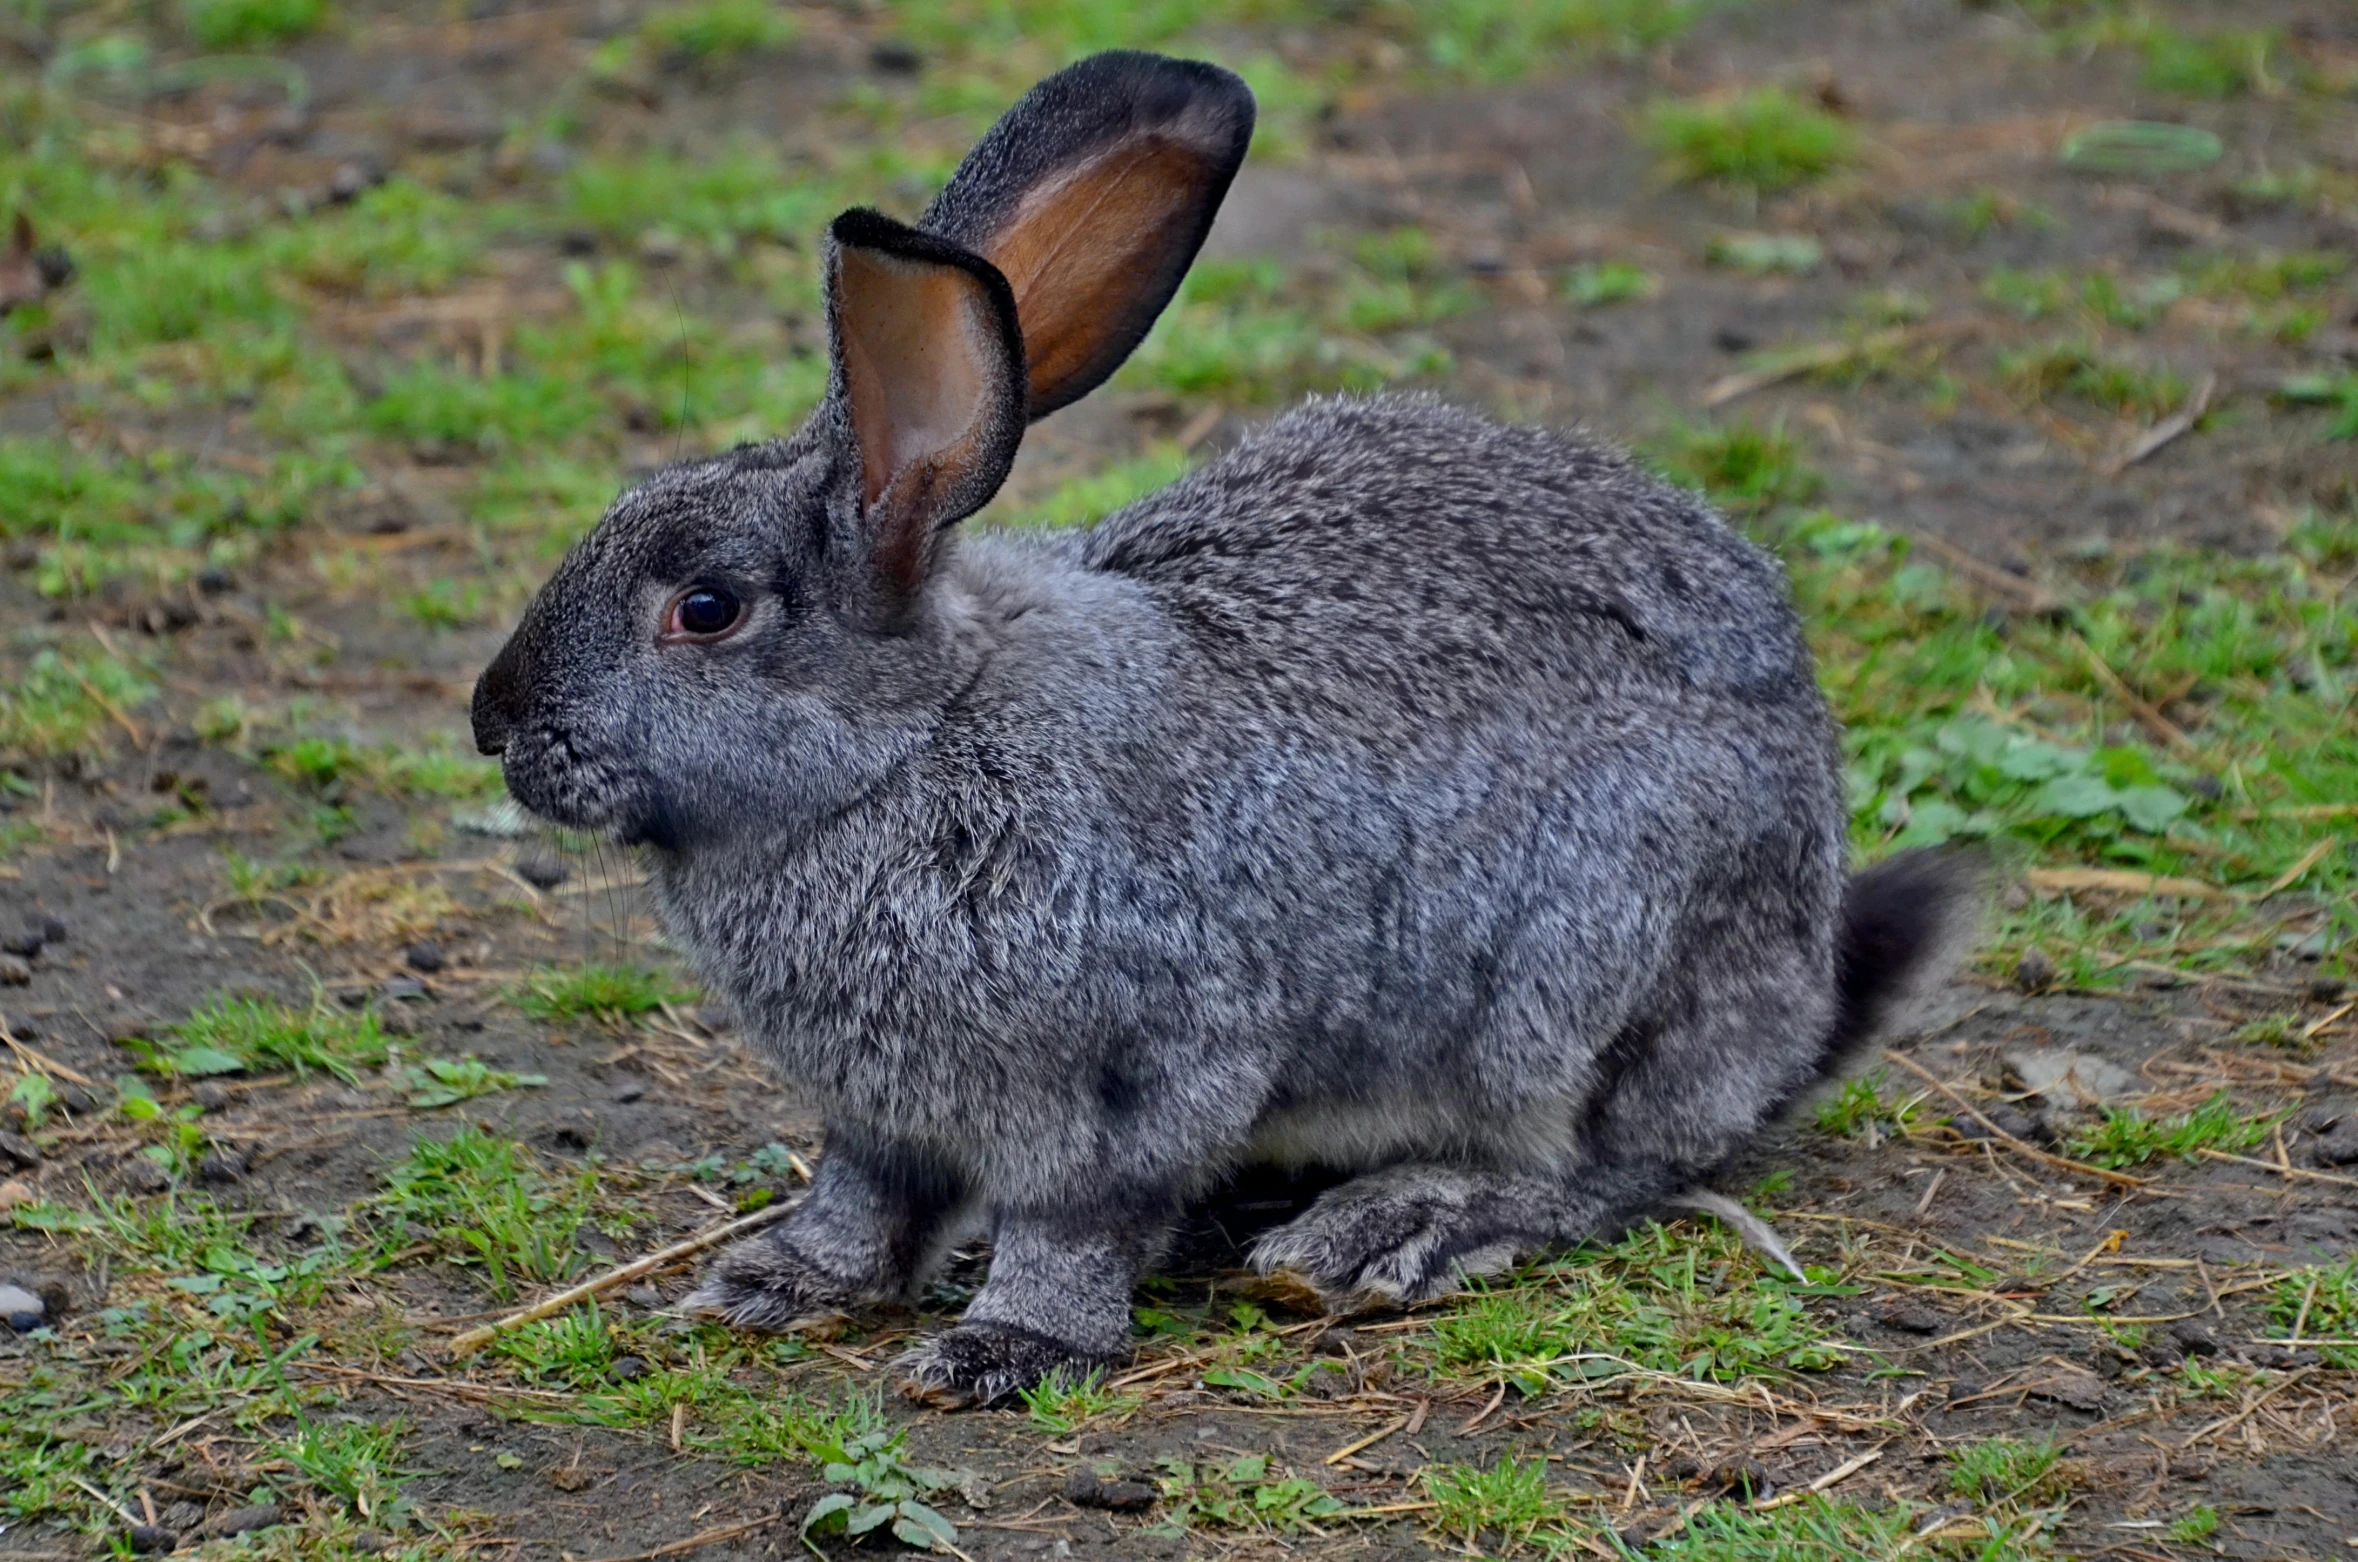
xmin=638 ymin=0 xmax=795 ymax=63
xmin=1564 ymin=260 xmax=1658 ymax=306
xmin=2168 ymin=1504 xmax=2220 ymax=1543
xmin=1645 ymin=88 xmax=1853 ymax=194
xmin=0 ymin=651 xmax=155 ymax=767
xmin=1639 ymin=1498 xmax=1919 ymax=1560
xmin=1153 ymin=1451 xmax=1340 ymax=1536
xmin=1018 ymin=1367 xmax=1140 ymax=1434
xmin=1813 ymin=1070 xmax=1918 ymax=1141
xmin=401 ymin=1055 xmax=548 ymax=1110
xmin=2140 ymin=26 xmax=2279 ymax=98
xmin=377 ymin=1126 xmax=596 ymax=1298
xmin=490 ymin=1302 xmax=620 ymax=1387
xmin=2278 ymin=372 xmax=2358 ymax=441
xmin=2067 ymin=1092 xmax=2272 ymax=1169
xmin=1949 ymin=1435 xmax=2070 ymax=1505
xmin=799 ymin=1421 xmax=966 ymax=1553
xmin=2001 ymin=339 xmax=2188 ymax=418
xmin=182 ymin=0 xmax=325 ymax=46
xmin=272 ymin=1418 xmax=413 ymax=1523
xmin=516 ymin=962 xmax=691 ymax=1024
xmin=1423 ymin=1456 xmax=1567 ymax=1552
xmin=1424 ymin=1220 xmax=1842 ymax=1392
xmin=2269 ymin=1258 xmax=2357 ymax=1368
xmin=144 ymin=993 xmax=390 ymax=1083
xmin=1650 ymin=417 xmax=1821 ymax=513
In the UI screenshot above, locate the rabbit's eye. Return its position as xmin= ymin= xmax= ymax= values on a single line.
xmin=662 ymin=587 xmax=742 ymax=642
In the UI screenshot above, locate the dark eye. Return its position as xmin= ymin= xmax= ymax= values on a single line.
xmin=664 ymin=587 xmax=741 ymax=641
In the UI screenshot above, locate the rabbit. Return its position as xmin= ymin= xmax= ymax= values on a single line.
xmin=471 ymin=48 xmax=1980 ymax=1406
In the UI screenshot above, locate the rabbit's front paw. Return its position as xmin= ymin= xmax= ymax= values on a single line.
xmin=897 ymin=1323 xmax=1112 ymax=1408
xmin=682 ymin=1233 xmax=864 ymax=1332
xmin=1249 ymin=1172 xmax=1529 ymax=1305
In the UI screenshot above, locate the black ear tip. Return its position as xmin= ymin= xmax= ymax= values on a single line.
xmin=1064 ymin=49 xmax=1256 ymax=157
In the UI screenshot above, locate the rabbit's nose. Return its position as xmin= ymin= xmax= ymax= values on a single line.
xmin=471 ymin=636 xmax=528 ymax=755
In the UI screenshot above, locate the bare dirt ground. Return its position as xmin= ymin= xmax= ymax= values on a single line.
xmin=3 ymin=0 xmax=2355 ymax=1558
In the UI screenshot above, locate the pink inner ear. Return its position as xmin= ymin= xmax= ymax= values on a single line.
xmin=836 ymin=246 xmax=997 ymax=510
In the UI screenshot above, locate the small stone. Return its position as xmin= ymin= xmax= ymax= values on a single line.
xmin=196 ymin=566 xmax=235 ymax=595
xmin=1877 ymin=1301 xmax=1945 ymax=1335
xmin=2026 ymin=1369 xmax=2106 ymax=1413
xmin=1062 ymin=1468 xmax=1156 ymax=1513
xmin=191 ymin=1082 xmax=232 ymax=1110
xmin=197 ymin=1149 xmax=249 ymax=1186
xmin=2310 ymin=977 xmax=2349 ymax=1003
xmin=868 ymin=38 xmax=921 ymax=72
xmin=37 ymin=915 xmax=64 ymax=944
xmin=515 ymin=854 xmax=570 ymax=890
xmin=328 ymin=161 xmax=375 ymax=202
xmin=379 ymin=976 xmax=430 ymax=1003
xmin=0 ymin=1281 xmax=46 ymax=1331
xmin=608 ymin=1354 xmax=649 ymax=1381
xmin=2169 ymin=1319 xmax=2220 ymax=1356
xmin=0 ymin=954 xmax=30 ymax=985
xmin=608 ymin=1078 xmax=647 ymax=1104
xmin=549 ymin=1465 xmax=594 ymax=1491
xmin=122 ymin=1157 xmax=172 ymax=1195
xmin=126 ymin=1525 xmax=177 ymax=1554
xmin=2012 ymin=948 xmax=2055 ymax=992
xmin=2311 ymin=1125 xmax=2358 ymax=1167
xmin=0 ymin=927 xmax=42 ymax=958
xmin=0 ymin=1178 xmax=33 ymax=1211
xmin=404 ymin=941 xmax=446 ymax=974
xmin=2004 ymin=1046 xmax=2137 ymax=1106
xmin=0 ymin=1129 xmax=39 ymax=1169
xmin=624 ymin=1284 xmax=663 ymax=1309
xmin=53 ymin=1082 xmax=93 ymax=1114
xmin=204 ymin=1503 xmax=282 ymax=1539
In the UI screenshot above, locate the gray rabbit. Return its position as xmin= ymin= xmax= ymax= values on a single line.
xmin=473 ymin=50 xmax=1977 ymax=1405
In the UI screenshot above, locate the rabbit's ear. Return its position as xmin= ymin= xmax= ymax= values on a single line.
xmin=920 ymin=50 xmax=1255 ymax=420
xmin=826 ymin=208 xmax=1027 ymax=595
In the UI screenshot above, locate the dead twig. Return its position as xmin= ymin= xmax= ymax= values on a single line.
xmin=2195 ymin=1149 xmax=2358 ymax=1190
xmin=447 ymin=1202 xmax=795 ymax=1358
xmin=2071 ymin=633 xmax=2198 ymax=756
xmin=1883 ymin=1050 xmax=2148 ymax=1189
xmin=2102 ymin=370 xmax=2214 ymax=477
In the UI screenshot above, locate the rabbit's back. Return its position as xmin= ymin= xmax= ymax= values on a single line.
xmin=1083 ymin=395 xmax=1822 ymax=741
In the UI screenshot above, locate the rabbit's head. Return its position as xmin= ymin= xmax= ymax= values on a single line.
xmin=471 ymin=53 xmax=1253 ymax=847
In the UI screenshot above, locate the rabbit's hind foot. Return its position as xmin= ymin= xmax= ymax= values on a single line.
xmin=1247 ymin=1164 xmax=1555 ymax=1308
xmin=682 ymin=1230 xmax=866 ymax=1332
xmin=896 ymin=1322 xmax=1116 ymax=1408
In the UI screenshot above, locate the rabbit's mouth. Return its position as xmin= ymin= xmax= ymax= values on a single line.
xmin=497 ymin=726 xmax=651 ymax=840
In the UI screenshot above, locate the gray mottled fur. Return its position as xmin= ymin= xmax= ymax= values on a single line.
xmin=473 ymin=53 xmax=1969 ymax=1405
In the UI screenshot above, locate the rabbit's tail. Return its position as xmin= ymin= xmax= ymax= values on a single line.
xmin=1817 ymin=846 xmax=1985 ymax=1082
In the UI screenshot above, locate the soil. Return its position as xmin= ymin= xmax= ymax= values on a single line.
xmin=4 ymin=0 xmax=2356 ymax=1558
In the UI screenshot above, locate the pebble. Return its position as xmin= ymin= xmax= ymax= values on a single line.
xmin=198 ymin=1149 xmax=250 ymax=1186
xmin=608 ymin=1354 xmax=649 ymax=1381
xmin=122 ymin=1157 xmax=172 ymax=1195
xmin=623 ymin=1284 xmax=663 ymax=1309
xmin=38 ymin=915 xmax=65 ymax=944
xmin=515 ymin=854 xmax=570 ymax=890
xmin=203 ymin=1503 xmax=283 ymax=1539
xmin=379 ymin=976 xmax=430 ymax=1003
xmin=0 ymin=1282 xmax=45 ymax=1331
xmin=0 ymin=1129 xmax=40 ymax=1169
xmin=2168 ymin=1318 xmax=2219 ymax=1356
xmin=2004 ymin=1045 xmax=2138 ymax=1105
xmin=0 ymin=927 xmax=41 ymax=958
xmin=1062 ymin=1469 xmax=1156 ymax=1513
xmin=126 ymin=1525 xmax=177 ymax=1554
xmin=0 ymin=954 xmax=29 ymax=985
xmin=404 ymin=941 xmax=447 ymax=974
xmin=2311 ymin=1125 xmax=2358 ymax=1167
xmin=2012 ymin=948 xmax=2055 ymax=992
xmin=608 ymin=1078 xmax=647 ymax=1104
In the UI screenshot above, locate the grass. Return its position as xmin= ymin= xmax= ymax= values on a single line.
xmin=2066 ymin=1092 xmax=2274 ymax=1170
xmin=2270 ymin=1258 xmax=2357 ymax=1368
xmin=2000 ymin=339 xmax=2188 ymax=418
xmin=0 ymin=651 xmax=157 ymax=768
xmin=401 ymin=1055 xmax=549 ymax=1109
xmin=273 ymin=1418 xmax=415 ymax=1523
xmin=141 ymin=993 xmax=391 ymax=1082
xmin=516 ymin=962 xmax=691 ymax=1024
xmin=1650 ymin=417 xmax=1822 ymax=513
xmin=1949 ymin=1435 xmax=2070 ymax=1505
xmin=376 ymin=1126 xmax=598 ymax=1299
xmin=1017 ymin=1367 xmax=1140 ymax=1434
xmin=1564 ymin=260 xmax=1658 ymax=307
xmin=1422 ymin=1220 xmax=1843 ymax=1393
xmin=1153 ymin=1451 xmax=1342 ymax=1536
xmin=637 ymin=0 xmax=797 ymax=64
xmin=1812 ymin=1070 xmax=1918 ymax=1141
xmin=1423 ymin=1457 xmax=1567 ymax=1553
xmin=1645 ymin=87 xmax=1854 ymax=194
xmin=182 ymin=0 xmax=326 ymax=47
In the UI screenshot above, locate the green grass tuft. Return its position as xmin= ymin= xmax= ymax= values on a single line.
xmin=2067 ymin=1092 xmax=2273 ymax=1170
xmin=182 ymin=0 xmax=326 ymax=49
xmin=377 ymin=1126 xmax=598 ymax=1299
xmin=1949 ymin=1435 xmax=2070 ymax=1504
xmin=145 ymin=993 xmax=392 ymax=1082
xmin=2269 ymin=1258 xmax=2358 ymax=1368
xmin=1423 ymin=1456 xmax=1567 ymax=1551
xmin=1645 ymin=87 xmax=1854 ymax=194
xmin=516 ymin=962 xmax=692 ymax=1024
